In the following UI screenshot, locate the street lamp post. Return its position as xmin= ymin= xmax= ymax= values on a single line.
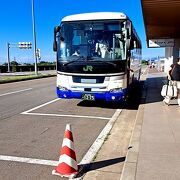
xmin=31 ymin=0 xmax=38 ymax=75
xmin=7 ymin=42 xmax=10 ymax=72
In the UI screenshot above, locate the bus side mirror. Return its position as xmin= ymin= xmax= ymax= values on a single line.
xmin=53 ymin=41 xmax=57 ymax=52
xmin=127 ymin=29 xmax=130 ymax=39
xmin=53 ymin=26 xmax=60 ymax=52
xmin=126 ymin=39 xmax=131 ymax=49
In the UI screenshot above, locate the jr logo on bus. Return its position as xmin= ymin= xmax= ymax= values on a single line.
xmin=83 ymin=65 xmax=93 ymax=72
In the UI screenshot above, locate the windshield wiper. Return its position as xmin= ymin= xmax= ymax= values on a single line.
xmin=99 ymin=60 xmax=117 ymax=67
xmin=63 ymin=56 xmax=86 ymax=66
xmin=63 ymin=57 xmax=117 ymax=67
xmin=87 ymin=58 xmax=117 ymax=67
xmin=86 ymin=56 xmax=94 ymax=60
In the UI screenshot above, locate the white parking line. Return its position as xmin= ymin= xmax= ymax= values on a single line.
xmin=0 ymin=88 xmax=33 ymax=97
xmin=22 ymin=112 xmax=111 ymax=120
xmin=0 ymin=107 xmax=122 ymax=171
xmin=21 ymin=98 xmax=111 ymax=120
xmin=21 ymin=98 xmax=60 ymax=114
xmin=0 ymin=155 xmax=58 ymax=166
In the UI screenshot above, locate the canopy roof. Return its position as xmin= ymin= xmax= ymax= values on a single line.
xmin=141 ymin=0 xmax=180 ymax=39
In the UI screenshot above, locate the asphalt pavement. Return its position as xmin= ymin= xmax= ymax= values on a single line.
xmin=0 ymin=76 xmax=121 ymax=180
xmin=2 ymin=67 xmax=176 ymax=180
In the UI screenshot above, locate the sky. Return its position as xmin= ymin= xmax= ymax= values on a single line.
xmin=0 ymin=0 xmax=164 ymax=64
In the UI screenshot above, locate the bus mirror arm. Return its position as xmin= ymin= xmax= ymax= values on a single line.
xmin=127 ymin=50 xmax=131 ymax=57
xmin=53 ymin=26 xmax=60 ymax=52
xmin=127 ymin=29 xmax=131 ymax=39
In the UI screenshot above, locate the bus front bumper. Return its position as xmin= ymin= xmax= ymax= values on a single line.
xmin=56 ymin=87 xmax=126 ymax=102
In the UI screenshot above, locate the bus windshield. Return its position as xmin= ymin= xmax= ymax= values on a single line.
xmin=57 ymin=21 xmax=126 ymax=62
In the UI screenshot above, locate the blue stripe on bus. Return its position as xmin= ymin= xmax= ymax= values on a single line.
xmin=56 ymin=87 xmax=126 ymax=102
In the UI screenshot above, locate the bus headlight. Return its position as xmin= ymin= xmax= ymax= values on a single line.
xmin=109 ymin=87 xmax=123 ymax=93
xmin=58 ymin=86 xmax=68 ymax=91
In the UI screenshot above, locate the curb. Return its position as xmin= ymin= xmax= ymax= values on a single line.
xmin=120 ymin=74 xmax=148 ymax=180
xmin=120 ymin=103 xmax=145 ymax=180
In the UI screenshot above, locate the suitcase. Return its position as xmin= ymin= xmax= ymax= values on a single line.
xmin=161 ymin=80 xmax=177 ymax=98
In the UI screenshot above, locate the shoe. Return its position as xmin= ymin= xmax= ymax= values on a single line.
xmin=163 ymin=99 xmax=169 ymax=106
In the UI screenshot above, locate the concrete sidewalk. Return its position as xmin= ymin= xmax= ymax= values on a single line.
xmin=83 ymin=68 xmax=180 ymax=180
xmin=121 ymin=69 xmax=180 ymax=180
xmin=135 ymin=71 xmax=180 ymax=180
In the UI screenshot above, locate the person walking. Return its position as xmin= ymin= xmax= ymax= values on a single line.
xmin=163 ymin=57 xmax=180 ymax=106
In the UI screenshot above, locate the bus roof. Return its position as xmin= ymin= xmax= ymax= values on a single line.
xmin=61 ymin=12 xmax=128 ymax=22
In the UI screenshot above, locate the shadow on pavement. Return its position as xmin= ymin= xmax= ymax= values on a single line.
xmin=122 ymin=81 xmax=142 ymax=110
xmin=77 ymin=72 xmax=167 ymax=110
xmin=77 ymin=100 xmax=121 ymax=109
xmin=76 ymin=157 xmax=126 ymax=178
xmin=144 ymin=76 xmax=165 ymax=104
xmin=77 ymin=81 xmax=143 ymax=110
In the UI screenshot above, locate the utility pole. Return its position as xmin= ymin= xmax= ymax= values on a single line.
xmin=31 ymin=0 xmax=38 ymax=75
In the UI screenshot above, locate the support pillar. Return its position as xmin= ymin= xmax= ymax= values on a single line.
xmin=165 ymin=47 xmax=173 ymax=58
xmin=172 ymin=39 xmax=180 ymax=63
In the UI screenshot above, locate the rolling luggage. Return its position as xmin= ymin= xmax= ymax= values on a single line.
xmin=161 ymin=80 xmax=177 ymax=98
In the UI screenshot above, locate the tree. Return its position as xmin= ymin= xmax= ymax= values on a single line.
xmin=11 ymin=61 xmax=19 ymax=66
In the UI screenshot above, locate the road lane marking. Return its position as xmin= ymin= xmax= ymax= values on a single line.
xmin=21 ymin=98 xmax=111 ymax=120
xmin=0 ymin=155 xmax=58 ymax=166
xmin=0 ymin=88 xmax=33 ymax=97
xmin=21 ymin=112 xmax=111 ymax=120
xmin=21 ymin=98 xmax=60 ymax=114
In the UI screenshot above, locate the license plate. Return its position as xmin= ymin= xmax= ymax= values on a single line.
xmin=82 ymin=94 xmax=95 ymax=101
xmin=81 ymin=79 xmax=96 ymax=83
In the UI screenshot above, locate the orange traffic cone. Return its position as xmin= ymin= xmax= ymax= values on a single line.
xmin=52 ymin=124 xmax=78 ymax=178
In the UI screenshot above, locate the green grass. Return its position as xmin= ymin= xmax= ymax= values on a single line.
xmin=0 ymin=74 xmax=56 ymax=84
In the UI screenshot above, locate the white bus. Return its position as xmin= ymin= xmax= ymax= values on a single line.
xmin=53 ymin=12 xmax=141 ymax=102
